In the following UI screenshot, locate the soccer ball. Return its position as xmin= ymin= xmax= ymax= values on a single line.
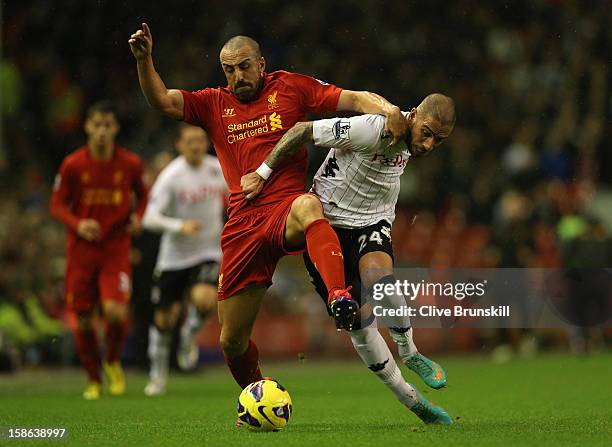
xmin=236 ymin=379 xmax=292 ymax=431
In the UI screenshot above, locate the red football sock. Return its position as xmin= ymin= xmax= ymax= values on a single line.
xmin=75 ymin=328 xmax=101 ymax=383
xmin=104 ymin=321 xmax=126 ymax=363
xmin=225 ymin=340 xmax=263 ymax=388
xmin=304 ymin=218 xmax=346 ymax=302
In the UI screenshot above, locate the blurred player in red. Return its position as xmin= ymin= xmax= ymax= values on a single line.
xmin=50 ymin=101 xmax=148 ymax=400
xmin=129 ymin=24 xmax=407 ymax=391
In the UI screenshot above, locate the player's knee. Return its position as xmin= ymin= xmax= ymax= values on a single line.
xmin=219 ymin=331 xmax=249 ymax=358
xmin=76 ymin=313 xmax=94 ymax=331
xmin=360 ymin=259 xmax=393 ymax=290
xmin=190 ymin=284 xmax=217 ymax=314
xmin=105 ymin=312 xmax=124 ymax=325
xmin=292 ymin=194 xmax=324 ymax=227
xmin=153 ymin=309 xmax=172 ymax=331
xmin=103 ymin=301 xmax=128 ymax=324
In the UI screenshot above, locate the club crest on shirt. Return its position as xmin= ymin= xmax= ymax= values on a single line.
xmin=267 ymin=90 xmax=278 ymax=110
xmin=333 ymin=120 xmax=351 ymax=140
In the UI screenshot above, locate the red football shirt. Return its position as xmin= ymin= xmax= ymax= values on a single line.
xmin=50 ymin=145 xmax=148 ymax=257
xmin=181 ymin=70 xmax=342 ymax=217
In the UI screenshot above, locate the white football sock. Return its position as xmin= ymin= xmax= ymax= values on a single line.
xmin=350 ymin=327 xmax=418 ymax=408
xmin=389 ymin=327 xmax=419 ymax=362
xmin=148 ymin=325 xmax=170 ymax=383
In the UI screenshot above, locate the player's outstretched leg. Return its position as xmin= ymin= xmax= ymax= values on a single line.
xmin=218 ymin=285 xmax=266 ymax=388
xmin=367 ymin=272 xmax=447 ymax=389
xmin=349 ymin=325 xmax=452 ymax=425
xmin=75 ymin=313 xmax=102 ymax=400
xmin=102 ymin=301 xmax=127 ymax=396
xmin=285 ymin=194 xmax=357 ymax=330
xmin=178 ymin=283 xmax=216 ymax=371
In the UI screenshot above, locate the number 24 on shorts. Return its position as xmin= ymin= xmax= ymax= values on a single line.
xmin=357 ymin=226 xmax=391 ymax=253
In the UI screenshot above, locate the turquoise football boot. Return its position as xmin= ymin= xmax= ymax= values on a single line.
xmin=410 ymin=390 xmax=453 ymax=425
xmin=405 ymin=353 xmax=447 ymax=389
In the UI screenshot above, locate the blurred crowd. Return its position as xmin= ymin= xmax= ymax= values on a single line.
xmin=1 ymin=0 xmax=610 ymax=366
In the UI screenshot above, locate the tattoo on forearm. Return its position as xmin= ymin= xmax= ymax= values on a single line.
xmin=265 ymin=122 xmax=313 ymax=170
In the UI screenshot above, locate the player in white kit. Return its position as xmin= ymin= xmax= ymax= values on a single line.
xmin=241 ymin=93 xmax=456 ymax=424
xmin=143 ymin=124 xmax=227 ymax=396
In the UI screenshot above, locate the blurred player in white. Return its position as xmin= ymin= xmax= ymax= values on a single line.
xmin=143 ymin=123 xmax=227 ymax=396
xmin=242 ymin=93 xmax=456 ymax=424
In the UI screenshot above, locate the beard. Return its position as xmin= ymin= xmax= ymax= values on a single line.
xmin=405 ymin=131 xmax=422 ymax=157
xmin=409 ymin=146 xmax=426 ymax=157
xmin=233 ymin=77 xmax=264 ymax=103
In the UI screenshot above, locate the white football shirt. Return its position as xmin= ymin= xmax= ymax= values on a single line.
xmin=311 ymin=113 xmax=411 ymax=229
xmin=143 ymin=155 xmax=227 ymax=271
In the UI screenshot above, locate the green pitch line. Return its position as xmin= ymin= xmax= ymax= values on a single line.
xmin=0 ymin=353 xmax=610 ymax=447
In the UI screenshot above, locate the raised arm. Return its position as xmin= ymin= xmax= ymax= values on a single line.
xmin=336 ymin=90 xmax=406 ymax=144
xmin=129 ymin=23 xmax=184 ymax=120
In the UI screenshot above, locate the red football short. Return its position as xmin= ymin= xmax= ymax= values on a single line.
xmin=65 ymin=246 xmax=131 ymax=314
xmin=218 ymin=193 xmax=305 ymax=300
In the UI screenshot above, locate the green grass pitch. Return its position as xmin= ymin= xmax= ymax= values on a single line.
xmin=0 ymin=353 xmax=610 ymax=446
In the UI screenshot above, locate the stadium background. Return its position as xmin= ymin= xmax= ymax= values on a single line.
xmin=1 ymin=0 xmax=610 ymax=371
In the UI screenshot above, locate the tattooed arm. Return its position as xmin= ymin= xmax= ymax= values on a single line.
xmin=265 ymin=121 xmax=314 ymax=169
xmin=241 ymin=121 xmax=314 ymax=200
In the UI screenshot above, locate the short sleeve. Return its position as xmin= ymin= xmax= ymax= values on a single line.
xmin=312 ymin=114 xmax=387 ymax=154
xmin=288 ymin=73 xmax=342 ymax=114
xmin=181 ymin=89 xmax=217 ymax=129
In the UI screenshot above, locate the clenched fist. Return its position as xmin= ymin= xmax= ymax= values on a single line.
xmin=77 ymin=219 xmax=101 ymax=242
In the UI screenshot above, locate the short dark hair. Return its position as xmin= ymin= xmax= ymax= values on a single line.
xmin=86 ymin=100 xmax=117 ymax=120
xmin=417 ymin=93 xmax=456 ymax=128
xmin=221 ymin=35 xmax=262 ymax=58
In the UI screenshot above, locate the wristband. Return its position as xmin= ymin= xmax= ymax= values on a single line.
xmin=255 ymin=162 xmax=273 ymax=180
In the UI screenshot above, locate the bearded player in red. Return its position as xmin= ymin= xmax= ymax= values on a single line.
xmin=50 ymin=101 xmax=148 ymax=400
xmin=129 ymin=24 xmax=408 ymax=390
